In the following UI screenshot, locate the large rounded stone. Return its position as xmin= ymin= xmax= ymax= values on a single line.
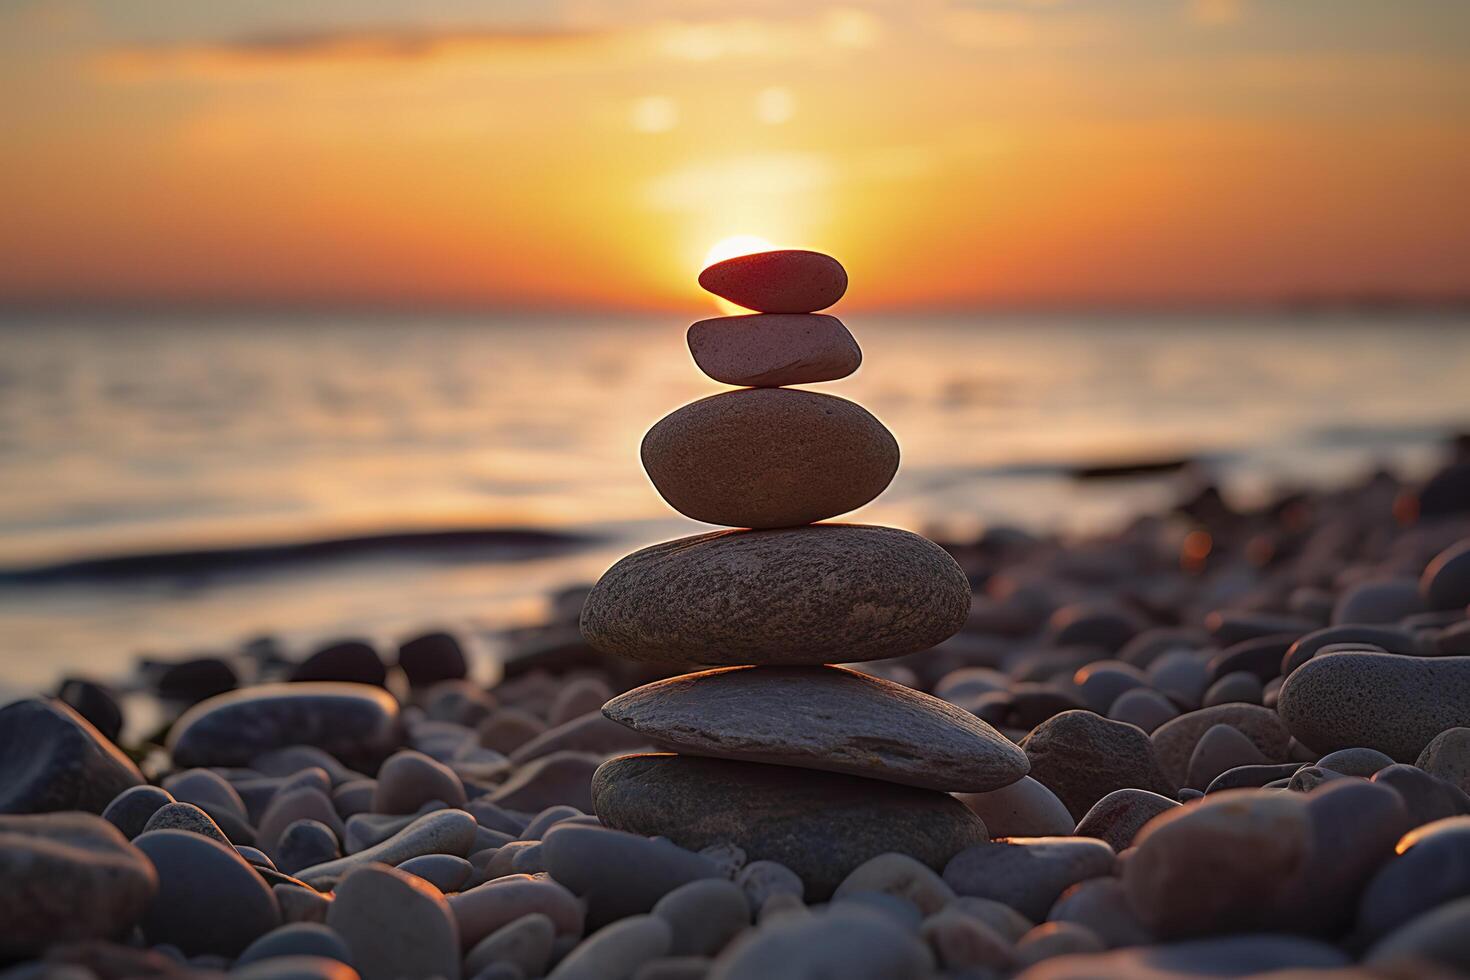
xmin=1357 ymin=816 xmax=1470 ymax=941
xmin=1149 ymin=703 xmax=1292 ymax=788
xmin=687 ymin=313 xmax=861 ymax=388
xmin=603 ymin=665 xmax=1027 ymax=792
xmin=133 ymin=828 xmax=281 ymax=955
xmin=1021 ymin=711 xmax=1175 ymax=821
xmin=1073 ymin=789 xmax=1179 ymax=852
xmin=698 ymin=249 xmax=848 ymax=314
xmin=1277 ymin=652 xmax=1470 ymax=760
xmin=0 ymin=812 xmax=158 ymax=957
xmin=592 ymin=754 xmax=988 ymax=900
xmin=327 ymin=863 xmax=460 ymax=980
xmin=167 ymin=683 xmax=401 ymax=769
xmin=0 ymin=698 xmax=144 ymax=814
xmin=581 ymin=525 xmax=970 ymax=666
xmin=640 ymin=389 xmax=898 ymax=529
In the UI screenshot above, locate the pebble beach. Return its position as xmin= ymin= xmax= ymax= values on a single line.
xmin=5 ymin=252 xmax=1470 ymax=980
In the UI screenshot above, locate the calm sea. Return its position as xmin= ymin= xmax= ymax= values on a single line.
xmin=2 ymin=310 xmax=1468 ymax=695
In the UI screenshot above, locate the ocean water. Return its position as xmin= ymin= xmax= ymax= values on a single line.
xmin=2 ymin=309 xmax=1468 ymax=695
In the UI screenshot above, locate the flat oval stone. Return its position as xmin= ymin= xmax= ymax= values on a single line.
xmin=641 ymin=389 xmax=898 ymax=529
xmin=327 ymin=863 xmax=460 ymax=980
xmin=1277 ymin=652 xmax=1470 ymax=760
xmin=604 ymin=665 xmax=1026 ymax=793
xmin=581 ymin=525 xmax=970 ymax=666
xmin=0 ymin=812 xmax=158 ymax=957
xmin=134 ymin=828 xmax=281 ymax=956
xmin=168 ymin=683 xmax=401 ymax=769
xmin=0 ymin=698 xmax=144 ymax=814
xmin=698 ymin=249 xmax=847 ymax=314
xmin=687 ymin=314 xmax=860 ymax=387
xmin=593 ymin=754 xmax=988 ymax=900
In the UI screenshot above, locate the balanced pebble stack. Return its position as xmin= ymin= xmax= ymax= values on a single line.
xmin=580 ymin=249 xmax=1030 ymax=896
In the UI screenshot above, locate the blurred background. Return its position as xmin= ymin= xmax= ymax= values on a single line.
xmin=2 ymin=0 xmax=1468 ymax=696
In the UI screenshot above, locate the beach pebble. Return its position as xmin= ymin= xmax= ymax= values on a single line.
xmin=1047 ymin=876 xmax=1154 ymax=948
xmin=1145 ymin=652 xmax=1210 ymax=708
xmin=0 ymin=812 xmax=158 ymax=957
xmin=276 ymin=819 xmax=341 ymax=875
xmin=641 ymin=388 xmax=897 ymax=529
xmin=56 ymin=676 xmax=124 ymax=743
xmin=237 ymin=923 xmax=352 ymax=967
xmin=736 ymin=860 xmax=805 ymax=912
xmin=832 ymin=852 xmax=954 ymax=916
xmin=581 ymin=525 xmax=970 ymax=666
xmin=508 ymin=712 xmax=649 ymax=764
xmin=345 ymin=810 xmax=429 ymax=853
xmin=448 ymin=873 xmax=585 ymax=947
xmin=1014 ymin=922 xmax=1105 ymax=967
xmin=653 ymin=878 xmax=750 ymax=957
xmin=955 ymin=776 xmax=1075 ymax=837
xmin=1281 ymin=624 xmax=1420 ymax=674
xmin=687 ymin=313 xmax=861 ymax=387
xmin=1416 ymin=727 xmax=1470 ymax=793
xmin=1046 ymin=603 xmax=1146 ymax=654
xmin=709 ymin=909 xmax=931 ymax=980
xmin=484 ymin=751 xmax=599 ymax=813
xmin=1022 ymin=710 xmax=1176 ymax=820
xmin=1358 ymin=816 xmax=1470 ymax=940
xmin=1012 ymin=933 xmax=1349 ymax=978
xmin=327 ymin=863 xmax=460 ymax=980
xmin=541 ymin=823 xmax=720 ymax=926
xmin=101 ymin=784 xmax=175 ymax=838
xmin=1333 ymin=577 xmax=1426 ymax=625
xmin=548 ymin=677 xmax=613 ymax=727
xmin=253 ymin=745 xmax=363 ymax=786
xmin=919 ymin=907 xmax=1013 ymax=970
xmin=1316 ymin=745 xmax=1396 ymax=776
xmin=396 ymin=631 xmax=468 ymax=687
xmin=1366 ymin=895 xmax=1470 ymax=972
xmin=1072 ymin=661 xmax=1147 ymax=714
xmin=949 ymin=895 xmax=1033 ymax=942
xmin=464 ymin=911 xmax=557 ymax=976
xmin=291 ymin=640 xmax=386 ymax=687
xmin=1202 ymin=671 xmax=1263 ymax=707
xmin=133 ymin=828 xmax=280 ymax=956
xmin=162 ymin=768 xmax=248 ymax=823
xmin=295 ymin=808 xmax=478 ymax=889
xmin=167 ymin=683 xmax=401 ymax=769
xmin=1286 ymin=779 xmax=1411 ymax=933
xmin=372 ymin=749 xmax=468 ymax=814
xmin=1277 ymin=652 xmax=1470 ymax=759
xmin=1150 ymin=703 xmax=1292 ymax=787
xmin=260 ymin=787 xmax=343 ymax=855
xmin=594 ymin=753 xmax=987 ymax=900
xmin=697 ymin=249 xmax=847 ymax=314
xmin=1204 ymin=762 xmax=1304 ymax=794
xmin=1106 ymin=688 xmax=1179 ymax=734
xmin=942 ymin=837 xmax=1115 ymax=921
xmin=479 ymin=709 xmax=548 ymax=755
xmin=275 ymin=882 xmax=332 ymax=924
xmin=519 ymin=805 xmax=584 ymax=841
xmin=1185 ymin=724 xmax=1269 ymax=789
xmin=142 ymin=801 xmax=232 ymax=845
xmin=239 ymin=844 xmax=277 ymax=867
xmin=547 ymin=914 xmax=673 ymax=980
xmin=156 ymin=656 xmax=238 ymax=702
xmin=1372 ymin=763 xmax=1470 ymax=824
xmin=1072 ymin=789 xmax=1179 ymax=852
xmin=0 ymin=698 xmax=144 ymax=814
xmin=1285 ymin=765 xmax=1346 ymax=792
xmin=604 ymin=665 xmax=1026 ymax=792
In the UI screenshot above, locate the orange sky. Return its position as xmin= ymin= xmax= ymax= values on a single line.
xmin=1 ymin=0 xmax=1468 ymax=311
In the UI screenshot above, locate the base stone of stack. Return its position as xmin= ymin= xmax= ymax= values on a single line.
xmin=592 ymin=753 xmax=990 ymax=900
xmin=580 ymin=524 xmax=971 ymax=666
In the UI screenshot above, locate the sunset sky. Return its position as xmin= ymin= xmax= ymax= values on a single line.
xmin=2 ymin=0 xmax=1468 ymax=311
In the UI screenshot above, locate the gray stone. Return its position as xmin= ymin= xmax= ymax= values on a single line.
xmin=1203 ymin=762 xmax=1304 ymax=794
xmin=1357 ymin=816 xmax=1470 ymax=941
xmin=594 ymin=754 xmax=988 ymax=900
xmin=1366 ymin=895 xmax=1470 ymax=972
xmin=942 ymin=837 xmax=1115 ymax=921
xmin=167 ymin=683 xmax=401 ymax=769
xmin=372 ymin=750 xmax=467 ymax=814
xmin=1316 ymin=746 xmax=1396 ymax=776
xmin=236 ymin=922 xmax=352 ymax=967
xmin=260 ymin=787 xmax=344 ymax=855
xmin=275 ymin=882 xmax=332 ymax=924
xmin=295 ymin=809 xmax=478 ymax=889
xmin=1202 ymin=671 xmax=1262 ymax=707
xmin=464 ymin=911 xmax=556 ymax=977
xmin=542 ymin=823 xmax=721 ymax=927
xmin=686 ymin=312 xmax=861 ymax=388
xmin=1281 ymin=624 xmax=1421 ymax=674
xmin=1371 ymin=764 xmax=1470 ymax=826
xmin=604 ymin=665 xmax=1027 ymax=792
xmin=0 ymin=812 xmax=158 ymax=957
xmin=1047 ymin=877 xmax=1154 ymax=948
xmin=1150 ymin=703 xmax=1292 ymax=787
xmin=709 ymin=909 xmax=932 ymax=980
xmin=919 ymin=907 xmax=1013 ymax=970
xmin=1022 ymin=711 xmax=1175 ymax=821
xmin=1105 ymin=688 xmax=1179 ymax=734
xmin=142 ymin=801 xmax=232 ymax=845
xmin=949 ymin=895 xmax=1033 ymax=942
xmin=397 ymin=853 xmax=473 ymax=891
xmin=955 ymin=776 xmax=1075 ymax=838
xmin=1417 ymin=727 xmax=1470 ymax=793
xmin=832 ymin=852 xmax=954 ymax=916
xmin=448 ymin=873 xmax=585 ymax=948
xmin=580 ymin=526 xmax=970 ymax=666
xmin=276 ymin=819 xmax=341 ymax=876
xmin=1073 ymin=789 xmax=1179 ymax=852
xmin=548 ymin=914 xmax=672 ymax=980
xmin=1013 ymin=922 xmax=1105 ymax=967
xmin=327 ymin=863 xmax=460 ymax=980
xmin=1185 ymin=724 xmax=1268 ymax=790
xmin=1012 ymin=934 xmax=1348 ymax=978
xmin=101 ymin=785 xmax=175 ymax=838
xmin=133 ymin=828 xmax=280 ymax=955
xmin=1333 ymin=577 xmax=1425 ymax=625
xmin=0 ymin=698 xmax=144 ymax=814
xmin=653 ymin=878 xmax=750 ymax=957
xmin=1277 ymin=652 xmax=1470 ymax=760
xmin=162 ymin=768 xmax=249 ymax=824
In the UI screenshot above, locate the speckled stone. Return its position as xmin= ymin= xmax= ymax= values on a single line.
xmin=1021 ymin=711 xmax=1175 ymax=821
xmin=581 ymin=525 xmax=971 ymax=666
xmin=687 ymin=313 xmax=861 ymax=388
xmin=1150 ymin=703 xmax=1292 ymax=788
xmin=956 ymin=776 xmax=1075 ymax=838
xmin=641 ymin=389 xmax=898 ymax=529
xmin=1073 ymin=789 xmax=1179 ymax=852
xmin=593 ymin=753 xmax=988 ymax=900
xmin=604 ymin=665 xmax=1026 ymax=792
xmin=0 ymin=812 xmax=158 ymax=957
xmin=1418 ymin=727 xmax=1470 ymax=794
xmin=1277 ymin=652 xmax=1470 ymax=760
xmin=102 ymin=785 xmax=175 ymax=839
xmin=0 ymin=698 xmax=144 ymax=814
xmin=167 ymin=683 xmax=401 ymax=769
xmin=142 ymin=802 xmax=232 ymax=845
xmin=1316 ymin=746 xmax=1395 ymax=777
xmin=698 ymin=249 xmax=848 ymax=314
xmin=942 ymin=837 xmax=1116 ymax=922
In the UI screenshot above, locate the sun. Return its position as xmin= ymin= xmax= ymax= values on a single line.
xmin=702 ymin=235 xmax=774 ymax=314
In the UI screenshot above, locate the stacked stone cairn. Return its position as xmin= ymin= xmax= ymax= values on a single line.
xmin=580 ymin=249 xmax=1030 ymax=897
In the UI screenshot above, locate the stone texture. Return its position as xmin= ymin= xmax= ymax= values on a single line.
xmin=1418 ymin=727 xmax=1470 ymax=793
xmin=101 ymin=785 xmax=175 ymax=839
xmin=1277 ymin=652 xmax=1470 ymax=760
xmin=581 ymin=525 xmax=971 ymax=666
xmin=604 ymin=665 xmax=1026 ymax=792
xmin=1073 ymin=789 xmax=1179 ymax=852
xmin=0 ymin=812 xmax=158 ymax=957
xmin=167 ymin=683 xmax=401 ymax=769
xmin=295 ymin=809 xmax=478 ymax=889
xmin=593 ymin=753 xmax=988 ymax=900
xmin=1185 ymin=724 xmax=1269 ymax=790
xmin=640 ymin=388 xmax=898 ymax=529
xmin=133 ymin=828 xmax=280 ymax=956
xmin=942 ymin=837 xmax=1116 ymax=921
xmin=1149 ymin=703 xmax=1292 ymax=788
xmin=698 ymin=249 xmax=848 ymax=314
xmin=0 ymin=698 xmax=144 ymax=814
xmin=687 ymin=313 xmax=861 ymax=388
xmin=1022 ymin=711 xmax=1175 ymax=821
xmin=327 ymin=863 xmax=460 ymax=980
